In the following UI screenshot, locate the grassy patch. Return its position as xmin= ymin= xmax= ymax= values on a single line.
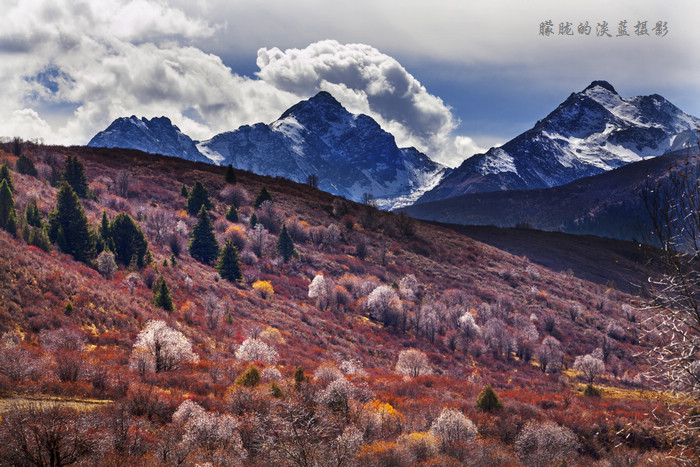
xmin=0 ymin=394 xmax=112 ymax=414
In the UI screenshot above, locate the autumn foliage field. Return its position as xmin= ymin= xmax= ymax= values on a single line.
xmin=0 ymin=142 xmax=692 ymax=465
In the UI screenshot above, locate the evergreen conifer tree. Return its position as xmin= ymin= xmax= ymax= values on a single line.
xmin=249 ymin=212 xmax=258 ymax=228
xmin=11 ymin=137 xmax=22 ymax=156
xmin=293 ymin=366 xmax=309 ymax=390
xmin=253 ymin=187 xmax=272 ymax=208
xmin=95 ymin=210 xmax=109 ymax=254
xmin=47 ymin=182 xmax=95 ymax=262
xmin=235 ymin=364 xmax=261 ymax=387
xmin=152 ymin=275 xmax=174 ymax=311
xmin=109 ymin=212 xmax=149 ymax=267
xmin=27 ymin=226 xmax=51 ymax=251
xmin=15 ymin=153 xmax=37 ymax=176
xmin=99 ymin=210 xmax=110 ymax=238
xmin=24 ymin=198 xmax=42 ymax=227
xmin=276 ymin=224 xmax=299 ymax=263
xmin=62 ymin=155 xmax=89 ymax=198
xmin=225 ymin=205 xmax=239 ymax=223
xmin=475 ymin=385 xmax=503 ymax=411
xmin=0 ymin=179 xmax=17 ymax=235
xmin=217 ymin=239 xmax=243 ymax=282
xmin=189 ymin=205 xmax=219 ymax=264
xmin=0 ymin=164 xmax=14 ymax=193
xmin=224 ymin=164 xmax=237 ymax=184
xmin=98 ymin=210 xmax=113 ymax=248
xmin=186 ymin=180 xmax=212 ymax=216
xmin=180 ymin=183 xmax=189 ymax=198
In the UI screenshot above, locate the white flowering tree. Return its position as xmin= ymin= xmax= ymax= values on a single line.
xmin=312 ymin=363 xmax=344 ymax=387
xmin=573 ymin=353 xmax=605 ymax=385
xmin=398 ymin=274 xmax=421 ymax=301
xmin=366 ymin=285 xmax=402 ymax=328
xmin=235 ymin=337 xmax=278 ymax=364
xmin=429 ymin=407 xmax=478 ymax=447
xmin=395 ymin=348 xmax=431 ymax=377
xmin=308 ymin=274 xmax=335 ymax=311
xmin=169 ymin=400 xmax=246 ymax=464
xmin=513 ymin=314 xmax=539 ymax=362
xmin=458 ymin=312 xmax=481 ymax=352
xmin=96 ymin=250 xmax=117 ymax=279
xmin=483 ymin=317 xmax=515 ymax=360
xmin=514 ymin=421 xmax=580 ymax=467
xmin=130 ymin=320 xmax=198 ymax=373
xmin=536 ymin=336 xmax=564 ymax=374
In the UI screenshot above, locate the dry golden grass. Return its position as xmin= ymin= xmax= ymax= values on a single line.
xmin=0 ymin=394 xmax=112 ymax=414
xmin=570 ymin=381 xmax=689 ymax=403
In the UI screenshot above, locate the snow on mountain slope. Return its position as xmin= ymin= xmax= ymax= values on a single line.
xmin=418 ymin=80 xmax=700 ymax=203
xmin=197 ymin=92 xmax=449 ymax=209
xmin=88 ymin=116 xmax=210 ymax=163
xmin=90 ymin=93 xmax=449 ymax=210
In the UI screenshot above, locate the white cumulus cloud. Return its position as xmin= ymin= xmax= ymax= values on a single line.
xmin=0 ymin=1 xmax=482 ymax=166
xmin=0 ymin=0 xmax=300 ymax=144
xmin=256 ymin=40 xmax=482 ymax=165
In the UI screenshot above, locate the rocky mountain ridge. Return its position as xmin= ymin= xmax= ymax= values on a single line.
xmin=417 ymin=80 xmax=700 ymax=203
xmin=89 ymin=92 xmax=449 ymax=209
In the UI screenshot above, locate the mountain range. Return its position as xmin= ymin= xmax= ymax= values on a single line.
xmin=417 ymin=81 xmax=700 ymax=203
xmin=402 ymin=148 xmax=700 ymax=242
xmin=89 ymin=81 xmax=700 ymax=211
xmin=89 ymin=92 xmax=448 ymax=209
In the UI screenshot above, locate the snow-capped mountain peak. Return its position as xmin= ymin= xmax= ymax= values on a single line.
xmin=89 ymin=92 xmax=449 ymax=209
xmin=196 ymin=92 xmax=448 ymax=209
xmin=88 ymin=116 xmax=210 ymax=163
xmin=417 ymin=80 xmax=700 ymax=203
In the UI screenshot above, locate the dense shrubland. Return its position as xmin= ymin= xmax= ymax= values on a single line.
xmin=0 ymin=143 xmax=691 ymax=465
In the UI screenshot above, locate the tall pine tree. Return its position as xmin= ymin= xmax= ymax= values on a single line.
xmin=62 ymin=155 xmax=90 ymax=198
xmin=152 ymin=275 xmax=174 ymax=311
xmin=253 ymin=187 xmax=272 ymax=208
xmin=224 ymin=164 xmax=237 ymax=184
xmin=0 ymin=179 xmax=17 ymax=235
xmin=98 ymin=210 xmax=112 ymax=248
xmin=217 ymin=239 xmax=243 ymax=282
xmin=276 ymin=223 xmax=299 ymax=263
xmin=47 ymin=182 xmax=95 ymax=262
xmin=186 ymin=180 xmax=212 ymax=216
xmin=15 ymin=153 xmax=37 ymax=176
xmin=225 ymin=205 xmax=239 ymax=223
xmin=24 ymin=198 xmax=42 ymax=227
xmin=109 ymin=213 xmax=149 ymax=267
xmin=0 ymin=164 xmax=14 ymax=193
xmin=189 ymin=205 xmax=219 ymax=264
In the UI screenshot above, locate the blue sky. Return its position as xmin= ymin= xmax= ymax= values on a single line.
xmin=0 ymin=0 xmax=697 ymax=167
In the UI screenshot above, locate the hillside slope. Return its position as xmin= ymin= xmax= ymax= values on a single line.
xmin=0 ymin=143 xmax=682 ymax=465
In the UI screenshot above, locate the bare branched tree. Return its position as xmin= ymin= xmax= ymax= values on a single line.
xmin=642 ymin=153 xmax=700 ymax=457
xmin=114 ymin=169 xmax=131 ymax=198
xmin=145 ymin=207 xmax=174 ymax=245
